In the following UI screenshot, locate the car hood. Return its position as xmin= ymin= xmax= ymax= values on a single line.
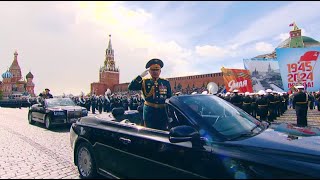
xmin=228 ymin=123 xmax=320 ymax=156
xmin=48 ymin=106 xmax=85 ymax=111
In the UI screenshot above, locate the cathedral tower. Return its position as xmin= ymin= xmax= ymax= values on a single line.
xmin=9 ymin=51 xmax=22 ymax=82
xmin=26 ymin=71 xmax=35 ymax=96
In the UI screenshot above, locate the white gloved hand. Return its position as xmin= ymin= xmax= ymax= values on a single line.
xmin=140 ymin=69 xmax=149 ymax=77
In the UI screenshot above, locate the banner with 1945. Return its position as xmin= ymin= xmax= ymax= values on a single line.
xmin=276 ymin=47 xmax=320 ymax=92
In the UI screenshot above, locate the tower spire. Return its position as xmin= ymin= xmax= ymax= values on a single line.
xmin=108 ymin=34 xmax=112 ymax=50
xmin=14 ymin=50 xmax=18 ymax=60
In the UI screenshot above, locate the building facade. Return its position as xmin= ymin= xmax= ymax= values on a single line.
xmin=0 ymin=51 xmax=35 ymax=99
xmin=91 ymin=35 xmax=224 ymax=96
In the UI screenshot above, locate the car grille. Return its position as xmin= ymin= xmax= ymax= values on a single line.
xmin=67 ymin=110 xmax=82 ymax=119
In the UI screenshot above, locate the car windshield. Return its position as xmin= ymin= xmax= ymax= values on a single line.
xmin=45 ymin=98 xmax=76 ymax=107
xmin=178 ymin=95 xmax=262 ymax=139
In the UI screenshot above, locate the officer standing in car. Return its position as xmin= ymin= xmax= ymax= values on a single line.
xmin=128 ymin=58 xmax=172 ymax=130
xmin=292 ymin=85 xmax=308 ymax=127
xmin=39 ymin=88 xmax=53 ymax=99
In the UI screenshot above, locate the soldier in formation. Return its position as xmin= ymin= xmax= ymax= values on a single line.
xmin=292 ymin=86 xmax=308 ymax=127
xmin=217 ymin=89 xmax=290 ymax=123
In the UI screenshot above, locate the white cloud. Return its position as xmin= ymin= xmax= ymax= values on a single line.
xmin=195 ymin=45 xmax=230 ymax=58
xmin=228 ymin=43 xmax=241 ymax=50
xmin=255 ymin=42 xmax=274 ymax=52
xmin=276 ymin=33 xmax=290 ymax=42
xmin=300 ymin=28 xmax=308 ymax=36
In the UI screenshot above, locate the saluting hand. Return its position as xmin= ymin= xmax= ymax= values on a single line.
xmin=140 ymin=69 xmax=149 ymax=77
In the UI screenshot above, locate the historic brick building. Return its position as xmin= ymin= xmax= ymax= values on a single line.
xmin=91 ymin=35 xmax=120 ymax=95
xmin=0 ymin=51 xmax=35 ymax=99
xmin=91 ymin=35 xmax=224 ymax=95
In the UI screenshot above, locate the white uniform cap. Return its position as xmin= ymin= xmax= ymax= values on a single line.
xmin=202 ymin=91 xmax=208 ymax=94
xmin=296 ymin=85 xmax=304 ymax=89
xmin=258 ymin=90 xmax=265 ymax=95
xmin=225 ymin=92 xmax=231 ymax=95
xmin=245 ymin=92 xmax=250 ymax=96
xmin=191 ymin=92 xmax=197 ymax=95
xmin=233 ymin=89 xmax=239 ymax=93
xmin=266 ymin=89 xmax=272 ymax=93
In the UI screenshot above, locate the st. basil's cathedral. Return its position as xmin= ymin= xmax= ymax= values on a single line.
xmin=0 ymin=51 xmax=35 ymax=99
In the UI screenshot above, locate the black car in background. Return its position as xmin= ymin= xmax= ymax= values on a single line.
xmin=28 ymin=97 xmax=88 ymax=129
xmin=70 ymin=94 xmax=320 ymax=179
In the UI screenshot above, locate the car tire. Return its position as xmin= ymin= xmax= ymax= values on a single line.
xmin=28 ymin=112 xmax=35 ymax=125
xmin=45 ymin=115 xmax=52 ymax=129
xmin=76 ymin=142 xmax=97 ymax=179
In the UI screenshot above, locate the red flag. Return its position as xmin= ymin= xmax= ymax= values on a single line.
xmin=289 ymin=23 xmax=294 ymax=26
xmin=299 ymin=51 xmax=319 ymax=62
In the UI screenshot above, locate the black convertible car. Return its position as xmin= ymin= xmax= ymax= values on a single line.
xmin=28 ymin=97 xmax=88 ymax=129
xmin=70 ymin=94 xmax=320 ymax=179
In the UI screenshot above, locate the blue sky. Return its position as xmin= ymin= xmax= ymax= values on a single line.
xmin=1 ymin=1 xmax=320 ymax=95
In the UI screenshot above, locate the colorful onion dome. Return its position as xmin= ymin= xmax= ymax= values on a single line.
xmin=2 ymin=70 xmax=13 ymax=79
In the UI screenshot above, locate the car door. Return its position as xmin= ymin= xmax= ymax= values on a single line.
xmin=112 ymin=122 xmax=234 ymax=179
xmin=29 ymin=104 xmax=38 ymax=120
xmin=104 ymin=102 xmax=231 ymax=180
xmin=32 ymin=104 xmax=43 ymax=121
xmin=37 ymin=104 xmax=46 ymax=122
xmin=90 ymin=120 xmax=126 ymax=177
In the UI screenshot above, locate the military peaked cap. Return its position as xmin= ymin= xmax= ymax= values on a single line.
xmin=145 ymin=58 xmax=164 ymax=69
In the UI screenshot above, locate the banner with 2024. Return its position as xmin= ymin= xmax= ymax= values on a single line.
xmin=276 ymin=47 xmax=320 ymax=92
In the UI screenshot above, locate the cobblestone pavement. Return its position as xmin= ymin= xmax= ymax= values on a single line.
xmin=0 ymin=106 xmax=319 ymax=179
xmin=0 ymin=107 xmax=80 ymax=179
xmin=268 ymin=107 xmax=320 ymax=127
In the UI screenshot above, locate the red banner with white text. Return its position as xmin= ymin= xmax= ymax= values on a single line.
xmin=221 ymin=67 xmax=253 ymax=93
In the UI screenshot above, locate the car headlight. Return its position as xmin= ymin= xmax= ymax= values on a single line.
xmin=82 ymin=109 xmax=88 ymax=116
xmin=54 ymin=111 xmax=65 ymax=116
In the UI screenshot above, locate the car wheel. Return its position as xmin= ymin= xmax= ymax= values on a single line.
xmin=28 ymin=112 xmax=35 ymax=125
xmin=45 ymin=115 xmax=52 ymax=129
xmin=76 ymin=142 xmax=97 ymax=179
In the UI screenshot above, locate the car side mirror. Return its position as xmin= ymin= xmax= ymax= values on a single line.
xmin=169 ymin=125 xmax=200 ymax=143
